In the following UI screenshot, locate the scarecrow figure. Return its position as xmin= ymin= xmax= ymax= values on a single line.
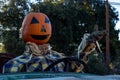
xmin=3 ymin=12 xmax=106 ymax=73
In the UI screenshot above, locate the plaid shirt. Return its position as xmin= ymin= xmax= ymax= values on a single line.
xmin=3 ymin=50 xmax=65 ymax=73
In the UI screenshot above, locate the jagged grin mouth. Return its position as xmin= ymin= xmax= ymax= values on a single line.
xmin=31 ymin=35 xmax=49 ymax=40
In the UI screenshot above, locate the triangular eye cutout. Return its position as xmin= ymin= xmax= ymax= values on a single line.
xmin=45 ymin=17 xmax=50 ymax=24
xmin=41 ymin=25 xmax=46 ymax=32
xmin=31 ymin=17 xmax=39 ymax=24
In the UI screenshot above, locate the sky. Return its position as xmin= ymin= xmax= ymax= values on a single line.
xmin=109 ymin=0 xmax=120 ymax=40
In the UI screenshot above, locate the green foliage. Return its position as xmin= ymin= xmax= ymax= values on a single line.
xmin=2 ymin=31 xmax=25 ymax=55
xmin=87 ymin=51 xmax=108 ymax=75
xmin=0 ymin=0 xmax=28 ymax=54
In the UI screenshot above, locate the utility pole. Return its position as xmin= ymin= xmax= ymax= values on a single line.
xmin=106 ymin=0 xmax=110 ymax=69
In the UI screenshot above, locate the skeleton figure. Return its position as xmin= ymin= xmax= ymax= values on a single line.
xmin=75 ymin=30 xmax=106 ymax=72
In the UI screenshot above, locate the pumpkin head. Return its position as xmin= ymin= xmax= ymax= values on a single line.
xmin=21 ymin=12 xmax=51 ymax=44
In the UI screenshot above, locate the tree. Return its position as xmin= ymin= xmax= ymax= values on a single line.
xmin=0 ymin=0 xmax=30 ymax=54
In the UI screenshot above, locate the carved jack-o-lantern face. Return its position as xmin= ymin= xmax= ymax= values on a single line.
xmin=21 ymin=12 xmax=51 ymax=44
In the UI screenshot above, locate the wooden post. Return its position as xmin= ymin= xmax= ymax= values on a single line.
xmin=106 ymin=0 xmax=110 ymax=68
